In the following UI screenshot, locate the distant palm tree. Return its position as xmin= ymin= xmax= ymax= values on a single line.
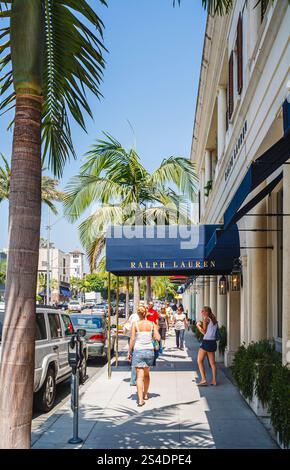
xmin=64 ymin=134 xmax=198 ymax=307
xmin=0 ymin=154 xmax=64 ymax=214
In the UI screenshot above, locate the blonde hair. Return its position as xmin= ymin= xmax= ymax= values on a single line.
xmin=137 ymin=305 xmax=147 ymax=319
xmin=203 ymin=306 xmax=217 ymax=325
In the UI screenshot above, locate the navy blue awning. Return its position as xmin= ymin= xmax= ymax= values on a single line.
xmin=106 ymin=225 xmax=240 ymax=276
xmin=283 ymin=99 xmax=290 ymax=135
xmin=224 ymin=131 xmax=290 ymax=229
xmin=60 ymin=287 xmax=72 ymax=297
xmin=205 ymin=225 xmax=240 ymax=261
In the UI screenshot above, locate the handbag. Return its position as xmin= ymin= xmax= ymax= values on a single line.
xmin=215 ymin=326 xmax=222 ymax=341
xmin=152 ymin=323 xmax=159 ymax=351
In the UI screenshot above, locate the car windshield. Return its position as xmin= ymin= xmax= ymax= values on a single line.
xmin=71 ymin=316 xmax=103 ymax=329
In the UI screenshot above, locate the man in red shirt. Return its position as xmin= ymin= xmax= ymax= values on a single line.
xmin=146 ymin=301 xmax=159 ymax=327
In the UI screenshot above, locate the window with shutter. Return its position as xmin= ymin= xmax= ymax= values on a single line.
xmin=228 ymin=51 xmax=234 ymax=120
xmin=261 ymin=0 xmax=269 ymax=23
xmin=237 ymin=13 xmax=243 ymax=95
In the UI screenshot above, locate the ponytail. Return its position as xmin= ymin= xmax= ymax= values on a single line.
xmin=203 ymin=306 xmax=217 ymax=325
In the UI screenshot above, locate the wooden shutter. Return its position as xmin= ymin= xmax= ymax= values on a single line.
xmin=237 ymin=13 xmax=243 ymax=95
xmin=228 ymin=51 xmax=234 ymax=120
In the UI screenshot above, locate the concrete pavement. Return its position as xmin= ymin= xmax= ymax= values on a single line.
xmin=32 ymin=331 xmax=277 ymax=449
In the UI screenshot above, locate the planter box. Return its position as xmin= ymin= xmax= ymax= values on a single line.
xmin=276 ymin=433 xmax=289 ymax=450
xmin=241 ymin=390 xmax=270 ymax=417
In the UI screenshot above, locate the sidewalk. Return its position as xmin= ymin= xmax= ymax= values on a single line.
xmin=32 ymin=331 xmax=277 ymax=449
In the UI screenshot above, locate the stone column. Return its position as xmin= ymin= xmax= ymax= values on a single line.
xmin=224 ymin=289 xmax=241 ymax=367
xmin=212 ymin=150 xmax=218 ymax=181
xmin=217 ymin=276 xmax=227 ymax=327
xmin=204 ymin=277 xmax=210 ymax=306
xmin=196 ymin=278 xmax=204 ymax=319
xmin=283 ymin=163 xmax=290 ymax=365
xmin=240 ymin=255 xmax=249 ymax=344
xmin=209 ymin=276 xmax=217 ymax=316
xmin=217 ymin=86 xmax=227 ymax=160
xmin=249 ymin=199 xmax=267 ymax=342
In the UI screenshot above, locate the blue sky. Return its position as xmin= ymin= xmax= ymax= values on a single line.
xmin=0 ymin=0 xmax=206 ymax=271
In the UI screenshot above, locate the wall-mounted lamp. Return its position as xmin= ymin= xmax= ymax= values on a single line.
xmin=218 ymin=275 xmax=227 ymax=295
xmin=230 ymin=259 xmax=242 ymax=291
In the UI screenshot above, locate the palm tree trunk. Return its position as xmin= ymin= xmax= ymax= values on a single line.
xmin=133 ymin=276 xmax=140 ymax=313
xmin=0 ymin=93 xmax=42 ymax=449
xmin=145 ymin=276 xmax=152 ymax=304
xmin=0 ymin=0 xmax=44 ymax=449
xmin=125 ymin=277 xmax=130 ymax=319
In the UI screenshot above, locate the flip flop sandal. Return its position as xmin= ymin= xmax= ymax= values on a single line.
xmin=137 ymin=402 xmax=145 ymax=407
xmin=197 ymin=382 xmax=208 ymax=386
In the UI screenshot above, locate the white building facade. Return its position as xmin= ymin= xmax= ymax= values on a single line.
xmin=187 ymin=0 xmax=290 ymax=366
xmin=38 ymin=247 xmax=71 ymax=302
xmin=69 ymin=250 xmax=84 ymax=279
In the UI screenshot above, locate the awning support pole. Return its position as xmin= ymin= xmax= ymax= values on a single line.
xmin=115 ymin=276 xmax=119 ymax=368
xmin=107 ymin=272 xmax=112 ymax=379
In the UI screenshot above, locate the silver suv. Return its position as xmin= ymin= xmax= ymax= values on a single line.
xmin=0 ymin=307 xmax=87 ymax=412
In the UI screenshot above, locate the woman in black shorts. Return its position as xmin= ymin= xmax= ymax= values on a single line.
xmin=196 ymin=306 xmax=218 ymax=386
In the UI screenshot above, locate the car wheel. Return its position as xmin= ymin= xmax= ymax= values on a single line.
xmin=79 ymin=354 xmax=87 ymax=385
xmin=35 ymin=367 xmax=56 ymax=413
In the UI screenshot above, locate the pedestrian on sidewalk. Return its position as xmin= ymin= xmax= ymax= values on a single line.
xmin=128 ymin=305 xmax=160 ymax=406
xmin=123 ymin=310 xmax=140 ymax=386
xmin=158 ymin=306 xmax=169 ymax=349
xmin=196 ymin=306 xmax=218 ymax=386
xmin=146 ymin=300 xmax=159 ymax=365
xmin=173 ymin=306 xmax=188 ymax=350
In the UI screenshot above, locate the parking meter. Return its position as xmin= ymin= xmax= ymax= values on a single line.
xmin=68 ymin=329 xmax=86 ymax=445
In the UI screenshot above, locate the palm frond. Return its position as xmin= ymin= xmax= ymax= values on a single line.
xmin=0 ymin=1 xmax=107 ymax=177
xmin=149 ymin=157 xmax=198 ymax=202
xmin=64 ymin=174 xmax=127 ymax=221
xmin=81 ymin=133 xmax=130 ymax=176
xmin=173 ymin=0 xmax=233 ymax=15
xmin=78 ymin=204 xmax=123 ymax=270
xmin=42 ymin=0 xmax=107 ymax=176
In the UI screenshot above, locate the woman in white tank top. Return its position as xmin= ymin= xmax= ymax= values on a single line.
xmin=128 ymin=305 xmax=160 ymax=406
xmin=196 ymin=306 xmax=218 ymax=386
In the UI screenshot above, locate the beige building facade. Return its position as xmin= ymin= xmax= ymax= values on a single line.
xmin=186 ymin=0 xmax=290 ymax=366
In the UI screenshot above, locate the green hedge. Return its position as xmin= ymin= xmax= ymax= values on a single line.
xmin=232 ymin=340 xmax=290 ymax=448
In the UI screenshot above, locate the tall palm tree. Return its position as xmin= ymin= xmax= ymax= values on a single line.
xmin=64 ymin=134 xmax=198 ymax=308
xmin=0 ymin=154 xmax=64 ymax=214
xmin=0 ymin=0 xmax=106 ymax=449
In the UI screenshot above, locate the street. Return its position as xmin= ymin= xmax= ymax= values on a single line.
xmin=33 ymin=319 xmax=127 ymax=422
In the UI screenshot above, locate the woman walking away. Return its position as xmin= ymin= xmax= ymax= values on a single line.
xmin=196 ymin=306 xmax=218 ymax=386
xmin=128 ymin=305 xmax=160 ymax=406
xmin=173 ymin=306 xmax=188 ymax=350
xmin=159 ymin=306 xmax=169 ymax=349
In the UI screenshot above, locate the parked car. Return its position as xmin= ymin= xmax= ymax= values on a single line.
xmin=0 ymin=307 xmax=88 ymax=412
xmin=57 ymin=302 xmax=69 ymax=311
xmin=91 ymin=303 xmax=107 ymax=316
xmin=68 ymin=300 xmax=82 ymax=312
xmin=70 ymin=314 xmax=115 ymax=360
